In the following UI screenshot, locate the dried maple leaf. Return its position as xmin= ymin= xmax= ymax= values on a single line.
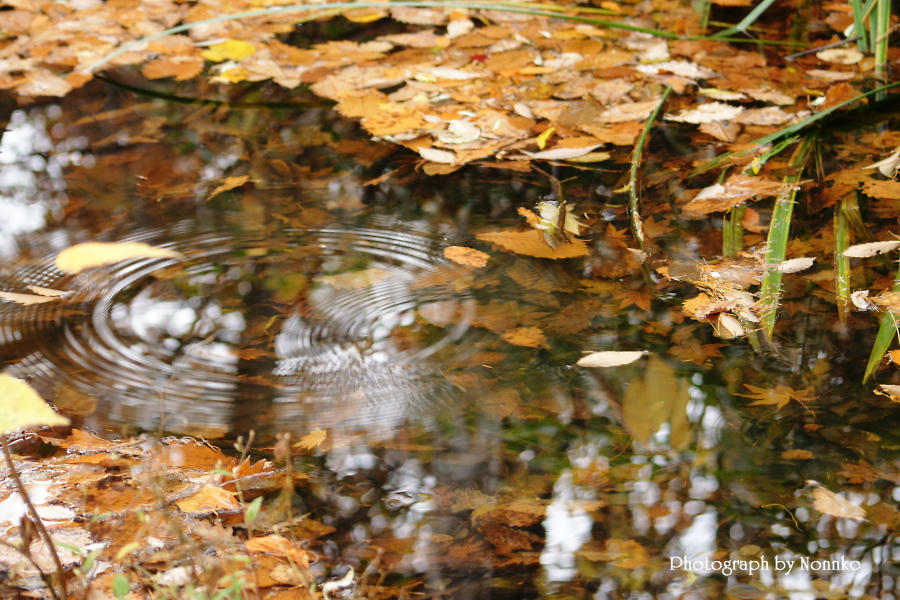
xmin=838 ymin=461 xmax=880 ymax=484
xmin=294 ymin=428 xmax=327 ymax=452
xmin=809 ymin=482 xmax=866 ymax=521
xmin=738 ymin=384 xmax=812 ymax=410
xmin=613 ymin=289 xmax=652 ymax=311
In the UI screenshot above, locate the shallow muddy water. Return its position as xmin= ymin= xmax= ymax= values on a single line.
xmin=3 ymin=80 xmax=900 ymax=599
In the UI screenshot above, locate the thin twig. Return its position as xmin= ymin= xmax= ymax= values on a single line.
xmin=1 ymin=434 xmax=66 ymax=600
xmin=785 ymin=36 xmax=861 ymax=60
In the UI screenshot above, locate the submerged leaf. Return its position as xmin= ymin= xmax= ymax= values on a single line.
xmin=0 ymin=291 xmax=60 ymax=305
xmin=809 ymin=481 xmax=866 ymax=521
xmin=444 ymin=246 xmax=489 ymax=268
xmin=315 ymin=268 xmax=394 ymax=290
xmin=55 ymin=242 xmax=183 ymax=274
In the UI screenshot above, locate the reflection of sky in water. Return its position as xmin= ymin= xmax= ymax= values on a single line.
xmin=0 ymin=108 xmax=89 ymax=259
xmin=540 ymin=470 xmax=594 ymax=582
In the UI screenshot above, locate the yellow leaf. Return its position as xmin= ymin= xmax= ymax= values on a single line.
xmin=294 ymin=428 xmax=327 ymax=452
xmin=315 ymin=268 xmax=394 ymax=290
xmin=476 ymin=229 xmax=589 ymax=259
xmin=536 ymin=126 xmax=556 ymax=150
xmin=343 ymin=7 xmax=388 ymax=23
xmin=55 ymin=242 xmax=183 ymax=274
xmin=200 ymin=40 xmax=257 ymax=62
xmin=810 ymin=482 xmax=866 ymax=521
xmin=0 ymin=374 xmax=70 ymax=434
xmin=444 ymin=246 xmax=489 ymax=268
xmin=501 ymin=326 xmax=550 ymax=349
xmin=208 ymin=175 xmax=250 ymax=201
xmin=174 ymin=485 xmax=240 ymax=514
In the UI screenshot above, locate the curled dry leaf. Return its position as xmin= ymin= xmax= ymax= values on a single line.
xmin=419 ymin=147 xmax=456 ymax=164
xmin=682 ymin=174 xmax=784 ymax=217
xmin=816 ymin=48 xmax=864 ymax=65
xmin=55 ymin=242 xmax=183 ymax=274
xmin=444 ymin=246 xmax=490 ymax=268
xmin=809 ymin=481 xmax=867 ymax=521
xmin=521 ymin=144 xmax=602 ymax=161
xmin=842 ymin=240 xmax=900 ymax=258
xmin=712 ymin=313 xmax=745 ymax=339
xmin=851 ymin=290 xmax=877 ymax=311
xmin=576 ymin=350 xmax=648 ymax=367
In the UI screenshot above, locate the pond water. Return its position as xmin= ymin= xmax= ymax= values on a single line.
xmin=3 ymin=80 xmax=900 ymax=599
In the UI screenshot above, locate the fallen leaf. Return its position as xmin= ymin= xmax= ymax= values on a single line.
xmin=842 ymin=240 xmax=900 ymax=257
xmin=208 ymin=175 xmax=250 ymax=200
xmin=682 ymin=174 xmax=784 ymax=217
xmin=576 ymin=350 xmax=648 ymax=367
xmin=200 ymin=40 xmax=257 ymax=62
xmin=809 ymin=481 xmax=866 ymax=520
xmin=782 ymin=449 xmax=813 ymax=459
xmin=174 ymin=485 xmax=240 ymax=514
xmin=419 ymin=147 xmax=456 ymax=164
xmin=444 ymin=246 xmax=490 ymax=268
xmin=666 ymin=102 xmax=744 ymax=124
xmin=501 ymin=326 xmax=550 ymax=349
xmin=775 ymin=257 xmax=815 ymax=273
xmin=247 ymin=534 xmax=313 ymax=568
xmin=0 ymin=291 xmax=59 ymax=305
xmin=27 ymin=286 xmax=71 ymax=297
xmin=816 ymin=48 xmax=863 ymax=65
xmin=315 ymin=268 xmax=394 ymax=290
xmin=476 ymin=229 xmax=589 ymax=259
xmin=294 ymin=428 xmax=327 ymax=452
xmin=55 ymin=242 xmax=183 ymax=274
xmin=0 ymin=374 xmax=70 ymax=434
xmin=520 ymin=144 xmax=601 ymax=160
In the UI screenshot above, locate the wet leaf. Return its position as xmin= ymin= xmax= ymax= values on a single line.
xmin=294 ymin=428 xmax=327 ymax=452
xmin=782 ymin=449 xmax=813 ymax=460
xmin=0 ymin=291 xmax=60 ymax=305
xmin=809 ymin=481 xmax=866 ymax=521
xmin=247 ymin=535 xmax=313 ymax=568
xmin=55 ymin=242 xmax=183 ymax=274
xmin=444 ymin=246 xmax=489 ymax=268
xmin=738 ymin=384 xmax=811 ymax=410
xmin=476 ymin=230 xmax=589 ymax=259
xmin=521 ymin=144 xmax=601 ymax=160
xmin=576 ymin=351 xmax=648 ymax=367
xmin=315 ymin=268 xmax=394 ymax=290
xmin=27 ymin=286 xmax=71 ymax=297
xmin=207 ymin=175 xmax=250 ymax=200
xmin=816 ymin=48 xmax=863 ymax=65
xmin=0 ymin=374 xmax=70 ymax=434
xmin=842 ymin=240 xmax=900 ymax=257
xmin=419 ymin=147 xmax=456 ymax=164
xmin=501 ymin=326 xmax=550 ymax=349
xmin=775 ymin=257 xmax=815 ymax=273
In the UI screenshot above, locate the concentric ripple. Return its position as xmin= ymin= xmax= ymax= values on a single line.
xmin=1 ymin=221 xmax=475 ymax=438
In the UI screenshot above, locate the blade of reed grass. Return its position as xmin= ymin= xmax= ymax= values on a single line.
xmin=628 ymin=85 xmax=671 ymax=297
xmin=833 ymin=196 xmax=852 ymax=325
xmin=85 ymin=0 xmax=803 ymax=74
xmin=690 ymin=81 xmax=900 ymax=177
xmin=758 ymin=134 xmax=815 ymax=339
xmin=848 ymin=0 xmax=869 ymax=52
xmin=864 ymin=293 xmax=900 ymax=382
xmin=712 ymin=0 xmax=778 ymax=38
xmin=723 ymin=205 xmax=746 ymax=258
xmin=873 ymin=0 xmax=890 ymax=81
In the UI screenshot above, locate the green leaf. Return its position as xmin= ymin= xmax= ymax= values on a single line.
xmin=112 ymin=574 xmax=131 ymax=598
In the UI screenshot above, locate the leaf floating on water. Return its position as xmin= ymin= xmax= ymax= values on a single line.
xmin=174 ymin=485 xmax=240 ymax=514
xmin=576 ymin=351 xmax=648 ymax=367
xmin=476 ymin=230 xmax=589 ymax=259
xmin=520 ymin=144 xmax=601 ymax=160
xmin=877 ymin=385 xmax=900 ymax=402
xmin=808 ymin=481 xmax=867 ymax=521
xmin=200 ymin=40 xmax=257 ymax=62
xmin=27 ymin=286 xmax=72 ymax=297
xmin=0 ymin=374 xmax=70 ymax=434
xmin=842 ymin=240 xmax=900 ymax=257
xmin=444 ymin=246 xmax=489 ymax=268
xmin=55 ymin=242 xmax=183 ymax=274
xmin=781 ymin=449 xmax=813 ymax=460
xmin=207 ymin=175 xmax=250 ymax=201
xmin=418 ymin=147 xmax=456 ymax=164
xmin=682 ymin=174 xmax=784 ymax=217
xmin=315 ymin=268 xmax=394 ymax=290
xmin=0 ymin=291 xmax=60 ymax=305
xmin=294 ymin=427 xmax=327 ymax=452
xmin=501 ymin=326 xmax=550 ymax=349
xmin=774 ymin=257 xmax=815 ymax=273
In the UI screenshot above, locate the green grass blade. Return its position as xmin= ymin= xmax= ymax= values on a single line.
xmin=848 ymin=0 xmax=869 ymax=52
xmin=723 ymin=206 xmax=745 ymax=258
xmin=690 ymin=81 xmax=900 ymax=177
xmin=758 ymin=135 xmax=815 ymax=339
xmin=864 ymin=308 xmax=899 ymax=382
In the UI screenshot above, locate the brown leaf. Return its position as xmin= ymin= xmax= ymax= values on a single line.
xmin=294 ymin=428 xmax=327 ymax=452
xmin=501 ymin=326 xmax=550 ymax=349
xmin=682 ymin=174 xmax=784 ymax=217
xmin=444 ymin=246 xmax=490 ymax=268
xmin=476 ymin=229 xmax=589 ymax=259
xmin=862 ymin=180 xmax=900 ymax=200
xmin=174 ymin=485 xmax=240 ymax=514
xmin=247 ymin=535 xmax=313 ymax=568
xmin=810 ymin=482 xmax=866 ymax=520
xmin=208 ymin=175 xmax=250 ymax=200
xmin=315 ymin=268 xmax=394 ymax=290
